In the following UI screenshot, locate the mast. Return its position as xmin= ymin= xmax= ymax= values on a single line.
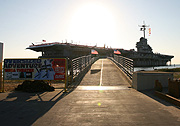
xmin=138 ymin=21 xmax=150 ymax=38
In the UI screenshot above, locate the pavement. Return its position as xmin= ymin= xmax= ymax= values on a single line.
xmin=0 ymin=58 xmax=180 ymax=126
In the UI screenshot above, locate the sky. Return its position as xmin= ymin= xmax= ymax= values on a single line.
xmin=0 ymin=0 xmax=180 ymax=64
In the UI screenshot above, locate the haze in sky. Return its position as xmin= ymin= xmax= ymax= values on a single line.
xmin=0 ymin=0 xmax=180 ymax=64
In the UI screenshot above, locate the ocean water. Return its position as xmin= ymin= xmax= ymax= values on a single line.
xmin=134 ymin=64 xmax=180 ymax=72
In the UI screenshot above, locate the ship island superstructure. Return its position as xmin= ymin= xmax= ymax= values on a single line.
xmin=118 ymin=37 xmax=174 ymax=66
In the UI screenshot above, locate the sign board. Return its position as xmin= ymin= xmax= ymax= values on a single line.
xmin=4 ymin=58 xmax=66 ymax=80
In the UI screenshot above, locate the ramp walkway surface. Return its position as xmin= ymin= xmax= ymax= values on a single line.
xmin=0 ymin=58 xmax=180 ymax=126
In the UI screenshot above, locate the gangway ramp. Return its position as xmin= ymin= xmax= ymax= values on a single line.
xmin=78 ymin=58 xmax=130 ymax=90
xmin=33 ymin=59 xmax=180 ymax=125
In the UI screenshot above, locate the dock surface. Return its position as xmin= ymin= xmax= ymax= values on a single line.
xmin=0 ymin=59 xmax=180 ymax=126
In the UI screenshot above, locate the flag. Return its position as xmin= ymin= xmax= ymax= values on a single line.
xmin=42 ymin=40 xmax=46 ymax=42
xmin=91 ymin=49 xmax=98 ymax=54
xmin=149 ymin=28 xmax=151 ymax=36
xmin=114 ymin=50 xmax=121 ymax=54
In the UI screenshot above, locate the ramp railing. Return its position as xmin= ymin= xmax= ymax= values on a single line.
xmin=72 ymin=55 xmax=98 ymax=79
xmin=108 ymin=55 xmax=134 ymax=80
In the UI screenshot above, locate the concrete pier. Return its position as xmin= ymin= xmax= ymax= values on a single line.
xmin=0 ymin=59 xmax=180 ymax=125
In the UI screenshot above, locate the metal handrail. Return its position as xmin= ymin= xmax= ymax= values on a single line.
xmin=72 ymin=55 xmax=98 ymax=78
xmin=108 ymin=55 xmax=134 ymax=79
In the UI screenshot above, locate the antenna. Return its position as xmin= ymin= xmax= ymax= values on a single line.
xmin=138 ymin=21 xmax=150 ymax=38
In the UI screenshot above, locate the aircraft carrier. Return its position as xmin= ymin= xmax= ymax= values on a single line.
xmin=26 ymin=22 xmax=174 ymax=67
xmin=26 ymin=38 xmax=173 ymax=67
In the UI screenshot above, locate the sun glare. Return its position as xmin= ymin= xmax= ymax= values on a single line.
xmin=68 ymin=3 xmax=117 ymax=47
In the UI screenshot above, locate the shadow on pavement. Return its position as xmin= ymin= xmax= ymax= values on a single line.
xmin=0 ymin=63 xmax=91 ymax=125
xmin=0 ymin=88 xmax=71 ymax=125
xmin=140 ymin=89 xmax=180 ymax=108
xmin=90 ymin=69 xmax=101 ymax=74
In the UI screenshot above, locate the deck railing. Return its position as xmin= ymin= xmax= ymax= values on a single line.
xmin=72 ymin=55 xmax=98 ymax=78
xmin=108 ymin=55 xmax=134 ymax=80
